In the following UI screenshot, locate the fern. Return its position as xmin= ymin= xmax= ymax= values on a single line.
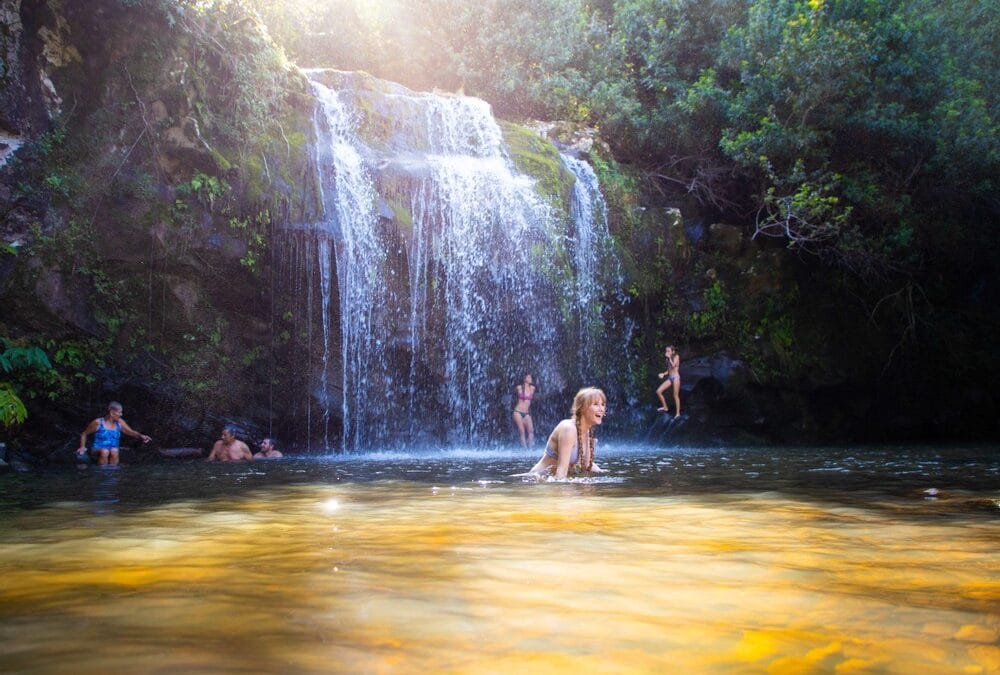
xmin=0 ymin=345 xmax=53 ymax=373
xmin=0 ymin=383 xmax=28 ymax=427
xmin=0 ymin=340 xmax=54 ymax=426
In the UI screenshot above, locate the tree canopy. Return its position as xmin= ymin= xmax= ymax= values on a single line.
xmin=243 ymin=0 xmax=996 ymax=279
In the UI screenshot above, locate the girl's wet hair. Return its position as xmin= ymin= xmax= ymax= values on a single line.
xmin=571 ymin=387 xmax=605 ymax=472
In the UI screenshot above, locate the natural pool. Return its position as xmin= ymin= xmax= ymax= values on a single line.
xmin=0 ymin=444 xmax=997 ymax=674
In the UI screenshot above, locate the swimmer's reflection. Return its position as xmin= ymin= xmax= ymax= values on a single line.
xmin=91 ymin=465 xmax=121 ymax=513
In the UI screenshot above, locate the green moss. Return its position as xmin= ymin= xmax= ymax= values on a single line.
xmin=589 ymin=148 xmax=641 ymax=229
xmin=387 ymin=196 xmax=413 ymax=229
xmin=242 ymin=156 xmax=265 ymax=203
xmin=209 ymin=148 xmax=232 ymax=173
xmin=285 ymin=130 xmax=307 ymax=154
xmin=352 ymin=92 xmax=397 ymax=149
xmin=499 ymin=121 xmax=574 ymax=211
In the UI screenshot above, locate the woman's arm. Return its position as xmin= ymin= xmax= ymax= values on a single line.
xmin=119 ymin=419 xmax=152 ymax=443
xmin=78 ymin=419 xmax=98 ymax=452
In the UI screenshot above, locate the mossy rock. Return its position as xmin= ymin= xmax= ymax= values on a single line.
xmin=499 ymin=121 xmax=575 ymax=212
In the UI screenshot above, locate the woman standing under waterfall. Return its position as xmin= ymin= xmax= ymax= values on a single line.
xmin=512 ymin=373 xmax=536 ymax=448
xmin=526 ymin=387 xmax=606 ymax=479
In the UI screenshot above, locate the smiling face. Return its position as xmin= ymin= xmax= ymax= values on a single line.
xmin=523 ymin=374 xmax=533 ymax=386
xmin=106 ymin=405 xmax=123 ymax=422
xmin=584 ymin=395 xmax=607 ymax=426
xmin=572 ymin=387 xmax=607 ymax=427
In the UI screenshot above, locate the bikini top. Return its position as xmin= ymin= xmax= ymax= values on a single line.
xmin=517 ymin=386 xmax=534 ymax=401
xmin=544 ymin=442 xmax=579 ymax=465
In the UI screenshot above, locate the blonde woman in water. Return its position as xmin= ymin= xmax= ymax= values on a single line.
xmin=527 ymin=387 xmax=606 ymax=479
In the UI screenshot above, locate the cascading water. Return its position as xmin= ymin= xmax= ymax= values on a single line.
xmin=562 ymin=153 xmax=633 ymax=390
xmin=308 ymin=82 xmax=392 ymax=449
xmin=290 ymin=70 xmax=631 ymax=450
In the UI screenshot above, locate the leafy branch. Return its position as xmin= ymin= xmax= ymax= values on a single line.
xmin=0 ymin=339 xmax=54 ymax=428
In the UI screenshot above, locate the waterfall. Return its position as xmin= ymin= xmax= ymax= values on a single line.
xmin=309 ymin=82 xmax=391 ymax=449
xmin=562 ymin=153 xmax=636 ymax=412
xmin=292 ymin=70 xmax=630 ymax=450
xmin=564 ymin=154 xmax=614 ymax=380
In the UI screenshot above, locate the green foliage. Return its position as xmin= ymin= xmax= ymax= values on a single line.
xmin=12 ymin=113 xmax=80 ymax=205
xmin=589 ymin=150 xmax=640 ymax=218
xmin=687 ymin=280 xmax=728 ymax=338
xmin=51 ymin=340 xmax=103 ymax=385
xmin=174 ymin=318 xmax=232 ymax=398
xmin=716 ymin=0 xmax=998 ymax=277
xmin=0 ymin=339 xmax=54 ymax=428
xmin=588 ymin=0 xmax=746 ymax=157
xmin=169 ymin=0 xmax=297 ymax=172
xmin=752 ymin=158 xmax=862 ymax=267
xmin=732 ymin=284 xmax=811 ymax=382
xmin=32 ymin=116 xmax=69 ymax=158
xmin=0 ymin=384 xmax=28 ymax=428
xmin=228 ymin=209 xmax=270 ymax=271
xmin=0 ymin=341 xmax=52 ymax=374
xmin=176 ymin=172 xmax=230 ymax=213
xmin=17 ymin=217 xmax=136 ymax=379
xmin=44 ymin=173 xmax=71 ymax=198
xmin=251 ymin=0 xmax=594 ymax=119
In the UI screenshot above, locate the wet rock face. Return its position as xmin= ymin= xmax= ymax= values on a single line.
xmin=28 ymin=260 xmax=99 ymax=332
xmin=1 ymin=1 xmax=43 ymax=177
xmin=707 ymin=222 xmax=744 ymax=257
xmin=528 ymin=120 xmax=601 ymax=158
xmin=0 ymin=1 xmax=321 ymax=453
xmin=683 ymin=353 xmax=750 ymax=389
xmin=0 ymin=0 xmax=29 ymax=135
xmin=0 ymin=128 xmax=24 ymax=167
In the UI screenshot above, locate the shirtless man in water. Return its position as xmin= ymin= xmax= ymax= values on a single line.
xmin=253 ymin=437 xmax=283 ymax=459
xmin=206 ymin=425 xmax=253 ymax=462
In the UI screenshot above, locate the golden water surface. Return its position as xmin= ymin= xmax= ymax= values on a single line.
xmin=0 ymin=466 xmax=997 ymax=674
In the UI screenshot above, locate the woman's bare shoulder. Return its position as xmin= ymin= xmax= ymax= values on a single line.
xmin=553 ymin=418 xmax=576 ymax=435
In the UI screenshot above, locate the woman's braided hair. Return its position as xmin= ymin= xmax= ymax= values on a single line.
xmin=571 ymin=387 xmax=605 ymax=472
